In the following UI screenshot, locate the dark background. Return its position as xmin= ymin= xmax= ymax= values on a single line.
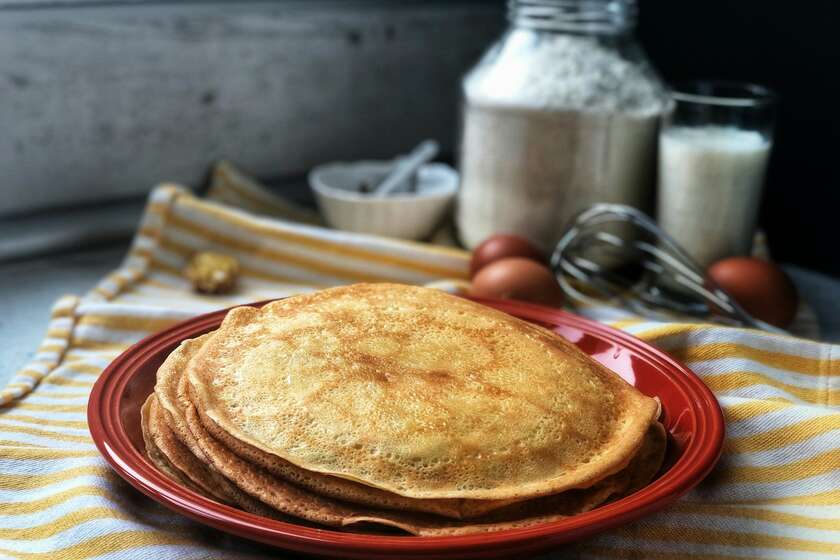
xmin=636 ymin=0 xmax=838 ymax=276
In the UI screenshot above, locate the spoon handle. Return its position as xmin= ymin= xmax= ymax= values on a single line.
xmin=373 ymin=140 xmax=439 ymax=196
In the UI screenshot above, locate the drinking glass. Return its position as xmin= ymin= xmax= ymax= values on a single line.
xmin=656 ymin=81 xmax=777 ymax=268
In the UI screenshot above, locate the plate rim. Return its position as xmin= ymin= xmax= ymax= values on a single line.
xmin=88 ymin=297 xmax=725 ymax=557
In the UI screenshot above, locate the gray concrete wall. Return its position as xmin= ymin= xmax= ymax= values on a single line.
xmin=0 ymin=1 xmax=503 ymax=216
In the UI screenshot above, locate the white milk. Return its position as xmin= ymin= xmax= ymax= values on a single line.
xmin=657 ymin=126 xmax=771 ymax=267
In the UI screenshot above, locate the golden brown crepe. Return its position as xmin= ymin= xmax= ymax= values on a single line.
xmin=142 ymin=393 xmax=282 ymax=519
xmin=187 ymin=283 xmax=660 ymax=501
xmin=183 ymin=394 xmax=665 ymax=536
xmin=140 ymin=395 xmax=202 ymax=494
xmin=154 ymin=334 xmax=215 ymax=464
xmin=156 ymin=334 xmax=517 ymax=519
xmin=142 ymin=282 xmax=667 ymax=535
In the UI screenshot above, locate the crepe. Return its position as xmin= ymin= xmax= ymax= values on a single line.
xmin=154 ymin=335 xmax=215 ymax=464
xmin=182 ymin=392 xmax=665 ymax=536
xmin=187 ymin=283 xmax=660 ymax=501
xmin=157 ymin=331 xmax=516 ymax=519
xmin=143 ymin=393 xmax=286 ymax=520
xmin=143 ymin=282 xmax=667 ymax=535
xmin=140 ymin=395 xmax=202 ymax=494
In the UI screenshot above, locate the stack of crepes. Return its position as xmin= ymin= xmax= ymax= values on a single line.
xmin=141 ymin=282 xmax=666 ymax=536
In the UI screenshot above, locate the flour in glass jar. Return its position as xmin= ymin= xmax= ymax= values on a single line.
xmin=457 ymin=32 xmax=669 ymax=250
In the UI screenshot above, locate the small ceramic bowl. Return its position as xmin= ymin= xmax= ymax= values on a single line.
xmin=308 ymin=160 xmax=458 ymax=240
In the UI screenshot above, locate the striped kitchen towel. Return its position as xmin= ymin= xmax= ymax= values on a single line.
xmin=0 ymin=170 xmax=837 ymax=559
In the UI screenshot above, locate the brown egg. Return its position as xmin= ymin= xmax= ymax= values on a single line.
xmin=706 ymin=257 xmax=798 ymax=328
xmin=470 ymin=257 xmax=564 ymax=307
xmin=470 ymin=234 xmax=546 ymax=278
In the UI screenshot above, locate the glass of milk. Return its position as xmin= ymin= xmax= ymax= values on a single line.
xmin=656 ymin=82 xmax=777 ymax=268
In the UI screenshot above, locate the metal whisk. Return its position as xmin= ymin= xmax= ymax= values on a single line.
xmin=550 ymin=204 xmax=785 ymax=334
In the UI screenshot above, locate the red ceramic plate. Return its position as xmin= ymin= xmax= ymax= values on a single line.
xmin=89 ymin=297 xmax=724 ymax=559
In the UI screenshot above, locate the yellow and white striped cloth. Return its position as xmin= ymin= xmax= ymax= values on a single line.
xmin=1 ymin=167 xmax=838 ymax=559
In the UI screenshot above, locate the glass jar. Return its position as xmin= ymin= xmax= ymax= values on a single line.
xmin=456 ymin=0 xmax=670 ymax=250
